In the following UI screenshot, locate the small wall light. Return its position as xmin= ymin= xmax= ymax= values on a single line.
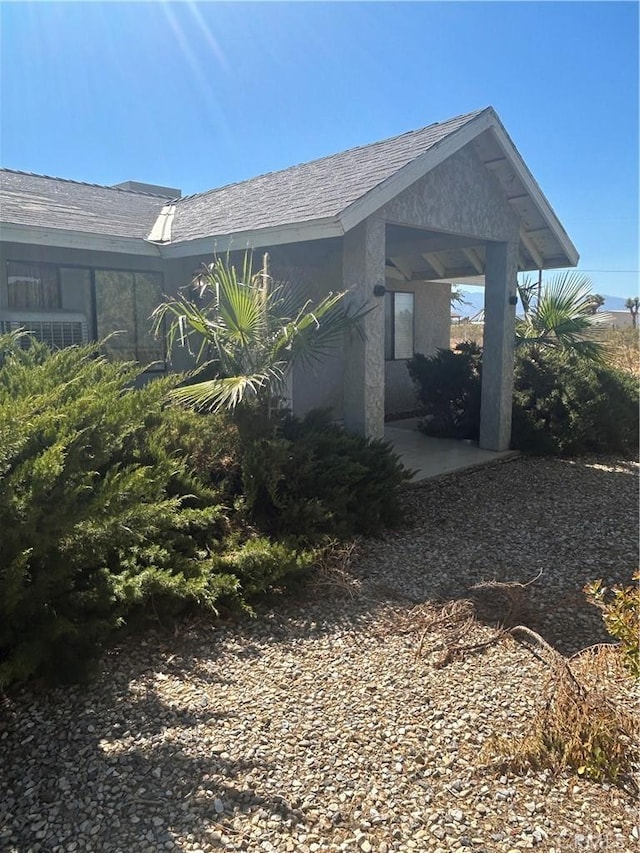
xmin=509 ymin=294 xmax=518 ymax=306
xmin=373 ymin=284 xmax=386 ymax=297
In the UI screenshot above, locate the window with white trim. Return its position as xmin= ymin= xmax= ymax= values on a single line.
xmin=384 ymin=291 xmax=414 ymax=360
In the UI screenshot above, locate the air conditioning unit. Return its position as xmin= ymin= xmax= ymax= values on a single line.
xmin=0 ymin=311 xmax=89 ymax=349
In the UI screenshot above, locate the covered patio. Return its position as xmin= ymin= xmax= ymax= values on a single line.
xmin=340 ymin=111 xmax=578 ymax=452
xmin=384 ymin=417 xmax=519 ymax=483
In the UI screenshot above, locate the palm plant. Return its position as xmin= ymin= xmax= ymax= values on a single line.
xmin=152 ymin=252 xmax=369 ymax=414
xmin=515 ymin=271 xmax=605 ymax=361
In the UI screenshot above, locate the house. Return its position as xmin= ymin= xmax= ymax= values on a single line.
xmin=0 ymin=106 xmax=578 ymax=451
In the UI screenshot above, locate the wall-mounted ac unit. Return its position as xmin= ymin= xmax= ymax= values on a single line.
xmin=0 ymin=311 xmax=89 ymax=349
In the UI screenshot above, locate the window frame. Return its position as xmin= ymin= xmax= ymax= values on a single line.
xmin=6 ymin=260 xmax=62 ymax=311
xmin=93 ymin=267 xmax=166 ymax=370
xmin=384 ymin=290 xmax=415 ymax=361
xmin=5 ymin=259 xmax=166 ymax=370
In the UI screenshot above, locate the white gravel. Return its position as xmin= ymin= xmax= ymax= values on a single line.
xmin=1 ymin=455 xmax=638 ymax=853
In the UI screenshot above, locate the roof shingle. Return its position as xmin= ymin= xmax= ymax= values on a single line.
xmin=0 ymin=170 xmax=169 ymax=239
xmin=169 ymin=109 xmax=485 ymax=243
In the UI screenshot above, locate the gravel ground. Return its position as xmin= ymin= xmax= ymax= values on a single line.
xmin=1 ymin=455 xmax=638 ymax=853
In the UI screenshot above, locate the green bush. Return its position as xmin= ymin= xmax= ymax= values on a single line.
xmin=0 ymin=336 xmax=411 ymax=686
xmin=407 ymin=342 xmax=638 ymax=456
xmin=0 ymin=337 xmax=244 ymax=685
xmin=239 ymin=409 xmax=412 ymax=540
xmin=0 ymin=337 xmax=317 ymax=687
xmin=215 ymin=538 xmax=317 ymax=597
xmin=407 ymin=343 xmax=482 ymax=440
xmin=584 ymin=573 xmax=640 ymax=678
xmin=511 ymin=350 xmax=639 ymax=456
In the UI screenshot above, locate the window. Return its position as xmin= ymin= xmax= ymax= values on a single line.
xmin=94 ymin=269 xmax=164 ymax=366
xmin=384 ymin=291 xmax=414 ymax=360
xmin=7 ymin=261 xmax=61 ymax=311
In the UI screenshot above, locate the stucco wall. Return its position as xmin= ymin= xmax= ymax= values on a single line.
xmin=379 ymin=144 xmax=520 ymax=242
xmin=384 ymin=279 xmax=451 ymax=416
xmin=268 ymin=242 xmax=345 ymax=418
xmin=164 ymin=242 xmax=347 ymax=416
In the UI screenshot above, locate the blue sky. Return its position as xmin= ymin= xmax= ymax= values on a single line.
xmin=1 ymin=1 xmax=637 ymax=298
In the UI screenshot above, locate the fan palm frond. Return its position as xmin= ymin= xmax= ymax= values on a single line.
xmin=155 ymin=252 xmax=369 ymax=412
xmin=516 ymin=271 xmax=606 ymax=361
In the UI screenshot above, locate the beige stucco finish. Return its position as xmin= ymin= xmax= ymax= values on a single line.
xmin=379 ymin=144 xmax=520 ymax=241
xmin=384 ymin=279 xmax=451 ymax=415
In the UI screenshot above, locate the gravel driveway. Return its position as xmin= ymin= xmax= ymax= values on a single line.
xmin=1 ymin=456 xmax=638 ymax=853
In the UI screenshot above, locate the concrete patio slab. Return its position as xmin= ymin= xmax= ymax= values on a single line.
xmin=384 ymin=418 xmax=519 ymax=483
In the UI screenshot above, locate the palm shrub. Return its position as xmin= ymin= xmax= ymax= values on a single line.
xmin=516 ymin=271 xmax=605 ymax=361
xmin=153 ymin=252 xmax=368 ymax=419
xmin=152 ymin=253 xmax=410 ymax=539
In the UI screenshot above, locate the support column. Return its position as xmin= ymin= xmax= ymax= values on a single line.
xmin=342 ymin=217 xmax=386 ymax=439
xmin=479 ymin=239 xmax=518 ymax=451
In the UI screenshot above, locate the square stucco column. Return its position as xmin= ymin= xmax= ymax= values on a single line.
xmin=479 ymin=240 xmax=518 ymax=451
xmin=342 ymin=217 xmax=386 ymax=439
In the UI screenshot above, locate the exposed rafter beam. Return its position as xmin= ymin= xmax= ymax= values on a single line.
xmin=388 ymin=256 xmax=413 ymax=280
xmin=462 ymin=247 xmax=484 ymax=275
xmin=484 ymin=157 xmax=508 ymax=169
xmin=422 ymin=251 xmax=446 ymax=277
xmin=526 ymin=227 xmax=555 ymax=236
xmin=518 ymin=250 xmax=528 ymax=272
xmin=385 ymin=227 xmax=484 ymax=254
xmin=520 ymin=229 xmax=544 ymax=270
xmin=412 ymin=265 xmax=487 ymax=282
xmin=385 ymin=264 xmax=407 ymax=281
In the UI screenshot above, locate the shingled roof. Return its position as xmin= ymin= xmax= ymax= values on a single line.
xmin=168 ymin=109 xmax=484 ymax=243
xmin=0 ymin=107 xmax=578 ymax=269
xmin=0 ymin=170 xmax=169 ymax=239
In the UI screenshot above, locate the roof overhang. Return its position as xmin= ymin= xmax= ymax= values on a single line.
xmin=1 ymin=109 xmax=578 ymax=276
xmin=1 ymin=222 xmax=162 ymax=257
xmin=156 ymin=217 xmax=343 ymax=258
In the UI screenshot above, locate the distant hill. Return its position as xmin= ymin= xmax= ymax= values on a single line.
xmin=600 ymin=295 xmax=632 ymax=311
xmin=452 ymin=289 xmax=483 ymax=318
xmin=453 ymin=288 xmax=632 ymax=318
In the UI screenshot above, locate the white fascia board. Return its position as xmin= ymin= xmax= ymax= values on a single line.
xmin=338 ymin=109 xmax=496 ymax=234
xmin=160 ymin=217 xmax=343 ymax=259
xmin=487 ymin=112 xmax=579 ymax=267
xmin=0 ymin=222 xmax=162 ymax=257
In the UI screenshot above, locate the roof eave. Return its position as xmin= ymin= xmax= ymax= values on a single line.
xmin=0 ymin=222 xmax=162 ymax=257
xmin=158 ymin=217 xmax=344 ymax=258
xmin=487 ymin=110 xmax=579 ymax=267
